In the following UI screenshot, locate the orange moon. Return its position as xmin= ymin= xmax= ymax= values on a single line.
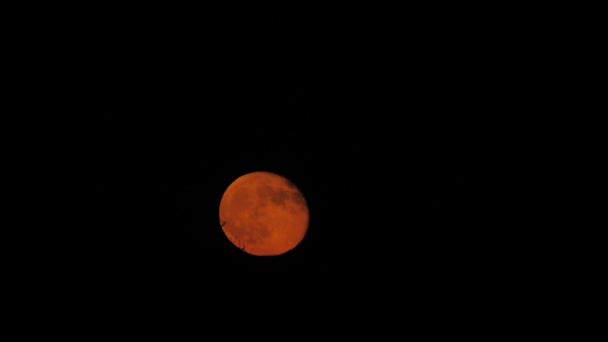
xmin=219 ymin=171 xmax=309 ymax=256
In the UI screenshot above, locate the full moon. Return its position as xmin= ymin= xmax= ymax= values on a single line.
xmin=219 ymin=171 xmax=309 ymax=256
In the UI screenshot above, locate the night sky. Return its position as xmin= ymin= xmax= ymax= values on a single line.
xmin=53 ymin=18 xmax=529 ymax=310
xmin=86 ymin=63 xmax=498 ymax=279
xmin=9 ymin=6 xmax=564 ymax=334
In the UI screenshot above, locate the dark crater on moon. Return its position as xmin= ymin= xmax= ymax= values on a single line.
xmin=284 ymin=178 xmax=299 ymax=190
xmin=256 ymin=184 xmax=292 ymax=206
xmin=290 ymin=192 xmax=307 ymax=209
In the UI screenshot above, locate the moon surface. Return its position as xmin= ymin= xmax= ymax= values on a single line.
xmin=219 ymin=171 xmax=309 ymax=256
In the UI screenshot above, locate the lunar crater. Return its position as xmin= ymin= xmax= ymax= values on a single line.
xmin=290 ymin=192 xmax=307 ymax=208
xmin=284 ymin=178 xmax=298 ymax=190
xmin=257 ymin=183 xmax=304 ymax=209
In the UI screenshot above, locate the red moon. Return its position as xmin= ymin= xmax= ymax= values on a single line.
xmin=219 ymin=171 xmax=309 ymax=256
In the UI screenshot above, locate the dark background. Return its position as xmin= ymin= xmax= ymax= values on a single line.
xmin=5 ymin=5 xmax=580 ymax=334
xmin=22 ymin=10 xmax=545 ymax=313
xmin=79 ymin=36 xmax=509 ymax=280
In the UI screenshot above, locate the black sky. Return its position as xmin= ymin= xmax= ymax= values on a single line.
xmin=5 ymin=4 xmax=569 ymax=334
xmin=38 ymin=14 xmax=534 ymax=307
xmin=85 ymin=59 xmax=498 ymax=276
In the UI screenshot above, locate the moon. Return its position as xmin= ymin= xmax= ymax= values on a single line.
xmin=219 ymin=171 xmax=309 ymax=256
